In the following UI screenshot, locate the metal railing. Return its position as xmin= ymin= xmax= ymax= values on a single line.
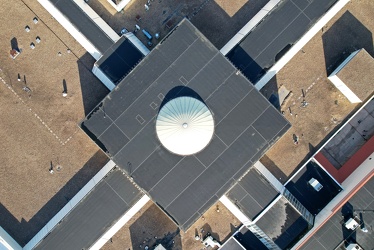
xmin=247 ymin=223 xmax=281 ymax=250
xmin=283 ymin=188 xmax=314 ymax=226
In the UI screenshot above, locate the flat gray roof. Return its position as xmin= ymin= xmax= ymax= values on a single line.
xmin=34 ymin=168 xmax=142 ymax=250
xmin=227 ymin=168 xmax=279 ymax=220
xmin=321 ymin=99 xmax=374 ymax=169
xmin=81 ymin=19 xmax=290 ymax=231
xmin=301 ymin=175 xmax=374 ymax=250
xmin=256 ymin=197 xmax=309 ymax=249
xmin=227 ymin=0 xmax=338 ymax=83
xmin=220 ymin=238 xmax=245 ymax=250
xmin=234 ymin=226 xmax=268 ymax=250
xmin=48 ymin=0 xmax=114 ymax=54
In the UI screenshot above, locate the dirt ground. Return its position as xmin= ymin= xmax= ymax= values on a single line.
xmin=88 ymin=0 xmax=268 ymax=49
xmin=259 ymin=0 xmax=374 ymax=181
xmin=102 ymin=201 xmax=241 ymax=250
xmin=0 ymin=0 xmax=109 ymax=245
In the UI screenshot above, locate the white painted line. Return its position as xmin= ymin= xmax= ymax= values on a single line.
xmin=37 ymin=0 xmax=102 ymax=60
xmin=73 ymin=0 xmax=120 ymax=42
xmin=255 ymin=0 xmax=350 ymax=90
xmin=23 ymin=160 xmax=116 ymax=250
xmin=220 ymin=0 xmax=282 ymax=55
xmin=0 ymin=76 xmax=66 ymax=146
xmin=89 ymin=195 xmax=150 ymax=250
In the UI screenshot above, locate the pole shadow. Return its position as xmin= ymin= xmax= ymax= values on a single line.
xmin=10 ymin=37 xmax=19 ymax=51
xmin=62 ymin=79 xmax=67 ymax=94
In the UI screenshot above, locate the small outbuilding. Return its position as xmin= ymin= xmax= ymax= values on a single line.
xmin=328 ymin=49 xmax=374 ymax=103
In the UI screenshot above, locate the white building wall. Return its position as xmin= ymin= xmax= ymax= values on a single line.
xmin=72 ymin=0 xmax=120 ymax=43
xmin=220 ymin=0 xmax=282 ymax=55
xmin=123 ymin=33 xmax=150 ymax=56
xmin=219 ymin=196 xmax=252 ymax=226
xmin=92 ymin=33 xmax=149 ymax=91
xmin=0 ymin=227 xmax=21 ymax=250
xmin=106 ymin=0 xmax=131 ymax=12
xmin=328 ymin=50 xmax=362 ymax=103
xmin=92 ymin=64 xmax=117 ymax=91
xmin=254 ymin=161 xmax=284 ymax=193
xmin=327 ymin=75 xmax=362 ymax=103
xmin=38 ymin=0 xmax=102 ymax=60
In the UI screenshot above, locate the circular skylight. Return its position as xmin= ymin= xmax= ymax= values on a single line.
xmin=156 ymin=96 xmax=214 ymax=155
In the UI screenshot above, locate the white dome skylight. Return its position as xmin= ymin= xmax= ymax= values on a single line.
xmin=156 ymin=96 xmax=214 ymax=155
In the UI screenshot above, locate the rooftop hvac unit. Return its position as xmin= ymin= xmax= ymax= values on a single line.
xmin=154 ymin=244 xmax=166 ymax=250
xmin=308 ymin=178 xmax=323 ymax=191
xmin=344 ymin=217 xmax=360 ymax=231
xmin=202 ymin=236 xmax=221 ymax=248
xmin=346 ymin=243 xmax=363 ymax=250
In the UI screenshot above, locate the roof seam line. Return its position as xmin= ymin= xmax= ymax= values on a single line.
xmin=147 ymin=156 xmax=186 ymax=193
xmin=104 ymin=179 xmax=130 ymax=206
xmin=110 ymin=37 xmax=200 ymax=125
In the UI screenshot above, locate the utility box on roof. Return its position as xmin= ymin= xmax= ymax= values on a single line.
xmin=346 ymin=243 xmax=363 ymax=250
xmin=345 ymin=217 xmax=360 ymax=230
xmin=308 ymin=178 xmax=323 ymax=191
